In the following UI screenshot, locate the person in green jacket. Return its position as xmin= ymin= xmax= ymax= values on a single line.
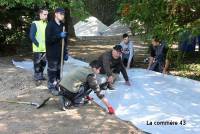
xmin=29 ymin=8 xmax=48 ymax=81
xmin=57 ymin=60 xmax=115 ymax=114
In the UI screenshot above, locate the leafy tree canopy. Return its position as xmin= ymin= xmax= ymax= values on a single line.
xmin=118 ymin=0 xmax=200 ymax=44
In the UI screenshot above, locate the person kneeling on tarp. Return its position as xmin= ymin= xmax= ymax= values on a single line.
xmin=57 ymin=60 xmax=115 ymax=114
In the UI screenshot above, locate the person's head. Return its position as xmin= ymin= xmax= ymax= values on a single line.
xmin=122 ymin=33 xmax=129 ymax=44
xmin=152 ymin=36 xmax=161 ymax=46
xmin=112 ymin=45 xmax=123 ymax=59
xmin=54 ymin=8 xmax=65 ymax=22
xmin=89 ymin=60 xmax=101 ymax=74
xmin=38 ymin=8 xmax=48 ymax=21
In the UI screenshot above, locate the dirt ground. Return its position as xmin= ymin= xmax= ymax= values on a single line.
xmin=0 ymin=38 xmax=147 ymax=134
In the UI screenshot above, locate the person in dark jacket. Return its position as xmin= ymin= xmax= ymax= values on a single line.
xmin=29 ymin=8 xmax=48 ymax=81
xmin=98 ymin=45 xmax=131 ymax=89
xmin=45 ymin=8 xmax=68 ymax=93
xmin=147 ymin=36 xmax=169 ymax=74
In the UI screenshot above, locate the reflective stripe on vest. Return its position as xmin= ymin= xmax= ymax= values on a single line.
xmin=32 ymin=21 xmax=47 ymax=52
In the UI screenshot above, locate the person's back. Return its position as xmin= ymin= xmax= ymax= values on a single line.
xmin=58 ymin=60 xmax=115 ymax=114
xmin=98 ymin=50 xmax=122 ymax=75
xmin=59 ymin=67 xmax=92 ymax=93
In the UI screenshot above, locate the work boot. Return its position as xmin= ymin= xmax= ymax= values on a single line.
xmin=59 ymin=96 xmax=71 ymax=111
xmin=100 ymin=82 xmax=109 ymax=90
xmin=38 ymin=73 xmax=46 ymax=80
xmin=107 ymin=83 xmax=115 ymax=90
xmin=34 ymin=73 xmax=40 ymax=81
xmin=48 ymin=82 xmax=59 ymax=96
xmin=73 ymin=97 xmax=85 ymax=107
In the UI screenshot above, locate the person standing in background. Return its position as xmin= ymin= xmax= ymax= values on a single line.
xmin=120 ymin=33 xmax=134 ymax=69
xmin=147 ymin=36 xmax=169 ymax=74
xmin=45 ymin=8 xmax=68 ymax=95
xmin=29 ymin=8 xmax=48 ymax=81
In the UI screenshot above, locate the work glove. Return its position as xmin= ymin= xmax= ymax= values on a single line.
xmin=64 ymin=54 xmax=68 ymax=61
xmin=60 ymin=32 xmax=67 ymax=38
xmin=85 ymin=96 xmax=93 ymax=101
xmin=108 ymin=106 xmax=115 ymax=114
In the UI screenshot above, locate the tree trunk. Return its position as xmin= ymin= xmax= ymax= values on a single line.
xmin=65 ymin=8 xmax=75 ymax=37
xmin=84 ymin=0 xmax=120 ymax=25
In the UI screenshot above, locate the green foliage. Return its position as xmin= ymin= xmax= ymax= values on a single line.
xmin=170 ymin=52 xmax=200 ymax=81
xmin=118 ymin=0 xmax=200 ymax=77
xmin=118 ymin=0 xmax=200 ymax=44
xmin=69 ymin=0 xmax=89 ymax=20
xmin=0 ymin=0 xmax=89 ymax=55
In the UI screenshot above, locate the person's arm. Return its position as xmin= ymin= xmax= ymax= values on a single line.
xmin=147 ymin=57 xmax=154 ymax=69
xmin=102 ymin=53 xmax=112 ymax=77
xmin=163 ymin=59 xmax=169 ymax=74
xmin=162 ymin=46 xmax=170 ymax=74
xmin=127 ymin=42 xmax=134 ymax=69
xmin=101 ymin=97 xmax=115 ymax=114
xmin=147 ymin=45 xmax=155 ymax=69
xmin=119 ymin=59 xmax=130 ymax=85
xmin=87 ymin=74 xmax=115 ymax=114
xmin=29 ymin=23 xmax=39 ymax=47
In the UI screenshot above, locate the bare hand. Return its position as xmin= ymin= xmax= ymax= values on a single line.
xmin=107 ymin=76 xmax=113 ymax=83
xmin=163 ymin=69 xmax=168 ymax=74
xmin=125 ymin=81 xmax=131 ymax=86
xmin=126 ymin=65 xmax=130 ymax=69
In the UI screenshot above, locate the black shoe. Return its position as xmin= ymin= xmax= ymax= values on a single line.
xmin=35 ymin=80 xmax=42 ymax=86
xmin=73 ymin=97 xmax=85 ymax=107
xmin=47 ymin=82 xmax=54 ymax=92
xmin=107 ymin=84 xmax=115 ymax=90
xmin=34 ymin=73 xmax=43 ymax=81
xmin=38 ymin=76 xmax=46 ymax=81
xmin=37 ymin=73 xmax=46 ymax=80
xmin=51 ymin=88 xmax=59 ymax=96
xmin=100 ymin=82 xmax=108 ymax=90
xmin=73 ymin=103 xmax=85 ymax=107
xmin=59 ymin=96 xmax=71 ymax=111
xmin=48 ymin=82 xmax=59 ymax=96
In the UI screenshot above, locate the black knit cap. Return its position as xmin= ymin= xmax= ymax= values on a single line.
xmin=55 ymin=8 xmax=65 ymax=13
xmin=113 ymin=45 xmax=123 ymax=53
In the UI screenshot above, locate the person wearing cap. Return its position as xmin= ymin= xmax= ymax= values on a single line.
xmin=97 ymin=45 xmax=131 ymax=89
xmin=29 ymin=8 xmax=48 ymax=81
xmin=120 ymin=33 xmax=134 ymax=69
xmin=45 ymin=8 xmax=68 ymax=94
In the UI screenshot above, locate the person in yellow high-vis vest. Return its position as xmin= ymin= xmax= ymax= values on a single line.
xmin=29 ymin=8 xmax=48 ymax=81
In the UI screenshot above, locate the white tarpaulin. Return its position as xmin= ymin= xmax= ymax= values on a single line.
xmin=74 ymin=16 xmax=132 ymax=36
xmin=74 ymin=16 xmax=108 ymax=36
xmin=13 ymin=58 xmax=200 ymax=134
